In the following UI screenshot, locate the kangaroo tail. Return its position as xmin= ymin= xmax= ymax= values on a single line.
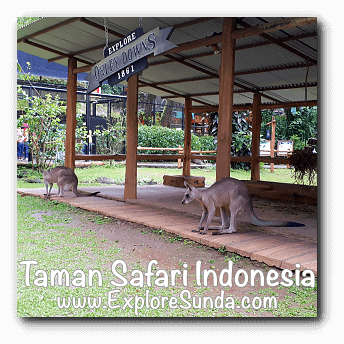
xmin=73 ymin=187 xmax=100 ymax=197
xmin=250 ymin=213 xmax=305 ymax=228
xmin=78 ymin=191 xmax=100 ymax=197
xmin=247 ymin=200 xmax=305 ymax=227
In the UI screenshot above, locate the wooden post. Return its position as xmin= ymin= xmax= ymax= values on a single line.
xmin=178 ymin=145 xmax=183 ymax=168
xmin=216 ymin=18 xmax=236 ymax=181
xmin=251 ymin=93 xmax=262 ymax=180
xmin=124 ymin=74 xmax=139 ymax=200
xmin=270 ymin=116 xmax=276 ymax=172
xmin=183 ymin=97 xmax=192 ymax=176
xmin=65 ymin=57 xmax=77 ymax=170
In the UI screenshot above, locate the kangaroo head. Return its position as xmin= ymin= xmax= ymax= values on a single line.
xmin=181 ymin=181 xmax=197 ymax=204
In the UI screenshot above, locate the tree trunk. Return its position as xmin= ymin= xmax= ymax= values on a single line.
xmin=160 ymin=99 xmax=174 ymax=127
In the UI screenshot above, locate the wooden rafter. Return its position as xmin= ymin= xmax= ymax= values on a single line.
xmin=238 ymin=19 xmax=317 ymax=65
xmin=22 ymin=39 xmax=93 ymax=66
xmin=161 ymin=82 xmax=317 ymax=98
xmin=47 ymin=17 xmax=221 ymax=65
xmin=17 ymin=17 xmax=81 ymax=43
xmin=231 ymin=17 xmax=317 ymax=39
xmin=148 ymin=31 xmax=317 ymax=68
xmin=140 ymin=62 xmax=313 ymax=88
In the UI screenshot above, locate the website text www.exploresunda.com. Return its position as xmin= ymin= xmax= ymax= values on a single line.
xmin=19 ymin=259 xmax=315 ymax=315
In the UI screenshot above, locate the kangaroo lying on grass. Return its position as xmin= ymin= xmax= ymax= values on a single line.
xmin=43 ymin=166 xmax=100 ymax=199
xmin=181 ymin=177 xmax=305 ymax=235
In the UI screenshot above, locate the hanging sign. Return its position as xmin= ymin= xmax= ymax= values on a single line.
xmin=103 ymin=27 xmax=148 ymax=87
xmin=86 ymin=27 xmax=177 ymax=94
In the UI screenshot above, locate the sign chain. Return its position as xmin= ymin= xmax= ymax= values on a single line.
xmin=103 ymin=18 xmax=109 ymax=57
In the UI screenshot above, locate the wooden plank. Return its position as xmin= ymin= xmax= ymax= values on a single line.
xmin=251 ymin=94 xmax=262 ymax=180
xmin=259 ymin=100 xmax=317 ymax=110
xmin=75 ymin=154 xmax=126 ymax=160
xmin=232 ymin=17 xmax=316 ymax=39
xmin=183 ymin=97 xmax=192 ymax=176
xmin=257 ymin=156 xmax=289 ymax=164
xmin=65 ymin=57 xmax=77 ymax=170
xmin=138 ymin=154 xmax=184 ymax=160
xmin=216 ymin=18 xmax=236 ymax=181
xmin=124 ymin=74 xmax=139 ymax=200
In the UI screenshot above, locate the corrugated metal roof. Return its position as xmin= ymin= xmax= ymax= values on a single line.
xmin=17 ymin=16 xmax=317 ymax=108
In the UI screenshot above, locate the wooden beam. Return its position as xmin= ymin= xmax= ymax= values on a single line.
xmin=183 ymin=97 xmax=192 ymax=176
xmin=75 ymin=154 xmax=186 ymax=161
xmin=257 ymin=156 xmax=289 ymax=164
xmin=164 ymin=82 xmax=316 ymax=99
xmin=251 ymin=93 xmax=262 ymax=181
xmin=73 ymin=65 xmax=92 ymax=74
xmin=216 ymin=18 xmax=236 ymax=181
xmin=191 ymin=105 xmax=219 ymax=112
xmin=139 ymin=75 xmax=216 ymax=88
xmin=124 ymin=74 xmax=139 ymax=200
xmin=65 ymin=57 xmax=78 ymax=170
xmin=232 ymin=17 xmax=316 ymax=40
xmin=191 ymin=104 xmax=254 ymax=112
xmin=165 ymin=54 xmax=218 ymax=79
xmin=75 ymin=154 xmax=126 ymax=161
xmin=259 ymin=100 xmax=317 ymax=110
xmin=165 ymin=91 xmax=219 ymax=99
xmin=159 ymin=34 xmax=222 ymax=57
xmin=49 ymin=43 xmax=105 ymax=63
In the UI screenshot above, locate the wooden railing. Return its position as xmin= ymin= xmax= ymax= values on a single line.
xmin=75 ymin=146 xmax=290 ymax=165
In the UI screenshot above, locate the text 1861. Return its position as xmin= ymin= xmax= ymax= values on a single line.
xmin=118 ymin=65 xmax=134 ymax=80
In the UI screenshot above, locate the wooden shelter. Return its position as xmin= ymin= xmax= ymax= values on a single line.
xmin=17 ymin=17 xmax=317 ymax=202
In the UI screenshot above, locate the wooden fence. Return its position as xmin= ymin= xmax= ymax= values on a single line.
xmin=75 ymin=146 xmax=290 ymax=165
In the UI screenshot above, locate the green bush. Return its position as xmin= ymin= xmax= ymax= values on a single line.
xmin=137 ymin=125 xmax=216 ymax=154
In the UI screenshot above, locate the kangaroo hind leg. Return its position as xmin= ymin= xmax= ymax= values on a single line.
xmin=212 ymin=205 xmax=238 ymax=235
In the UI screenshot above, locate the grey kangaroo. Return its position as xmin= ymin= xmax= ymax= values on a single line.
xmin=43 ymin=166 xmax=100 ymax=199
xmin=181 ymin=177 xmax=305 ymax=235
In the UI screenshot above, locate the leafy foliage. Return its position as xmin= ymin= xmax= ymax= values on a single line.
xmin=261 ymin=107 xmax=317 ymax=148
xmin=208 ymin=111 xmax=252 ymax=170
xmin=17 ymin=63 xmax=86 ymax=171
xmin=93 ymin=110 xmax=127 ymax=156
xmin=137 ymin=125 xmax=216 ymax=154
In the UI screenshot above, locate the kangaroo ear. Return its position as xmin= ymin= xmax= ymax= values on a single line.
xmin=184 ymin=181 xmax=196 ymax=191
xmin=184 ymin=181 xmax=193 ymax=190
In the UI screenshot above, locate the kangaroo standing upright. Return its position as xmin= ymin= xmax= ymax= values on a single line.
xmin=181 ymin=177 xmax=304 ymax=235
xmin=43 ymin=166 xmax=100 ymax=199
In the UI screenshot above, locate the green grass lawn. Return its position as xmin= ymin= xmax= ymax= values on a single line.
xmin=17 ymin=162 xmax=315 ymax=189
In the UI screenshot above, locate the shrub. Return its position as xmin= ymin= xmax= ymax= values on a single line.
xmin=137 ymin=125 xmax=216 ymax=154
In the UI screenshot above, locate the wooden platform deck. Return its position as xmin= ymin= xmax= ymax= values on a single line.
xmin=17 ymin=189 xmax=317 ymax=276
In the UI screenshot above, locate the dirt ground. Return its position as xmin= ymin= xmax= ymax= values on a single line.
xmin=34 ymin=203 xmax=316 ymax=317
